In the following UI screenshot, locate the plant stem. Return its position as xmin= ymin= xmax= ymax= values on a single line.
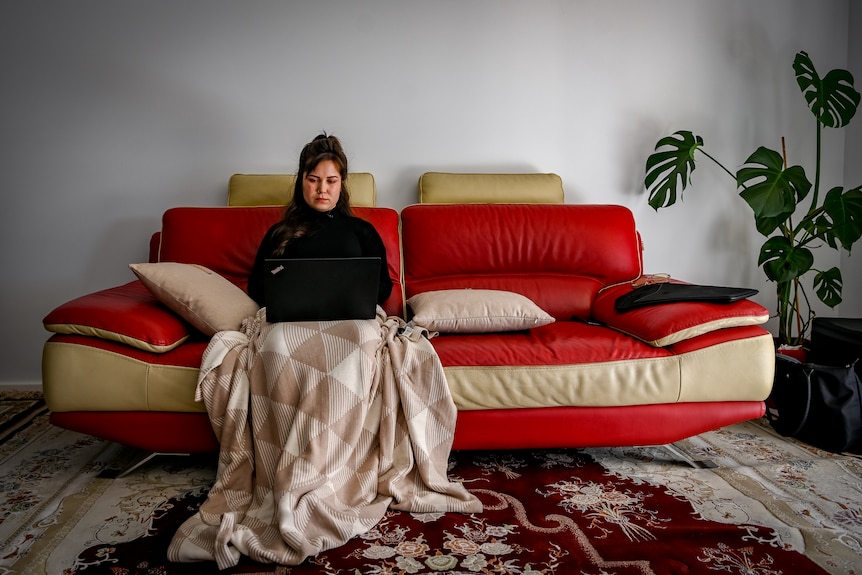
xmin=812 ymin=117 xmax=822 ymax=209
xmin=794 ymin=277 xmax=802 ymax=343
xmin=697 ymin=149 xmax=737 ymax=181
xmin=781 ymin=139 xmax=794 ymax=240
xmin=781 ymin=136 xmax=804 ymax=345
xmin=777 ymin=281 xmax=790 ymax=344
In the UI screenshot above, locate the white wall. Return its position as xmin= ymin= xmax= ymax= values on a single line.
xmin=1 ymin=0 xmax=855 ymax=386
xmin=843 ymin=0 xmax=862 ymax=317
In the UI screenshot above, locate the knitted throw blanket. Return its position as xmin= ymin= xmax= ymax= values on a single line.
xmin=168 ymin=308 xmax=481 ymax=569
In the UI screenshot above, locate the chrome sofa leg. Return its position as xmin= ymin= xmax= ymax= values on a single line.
xmin=662 ymin=443 xmax=717 ymax=469
xmin=101 ymin=452 xmax=191 ymax=478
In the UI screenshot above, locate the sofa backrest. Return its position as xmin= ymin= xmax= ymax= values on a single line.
xmin=401 ymin=203 xmax=642 ymax=321
xmin=156 ymin=206 xmax=404 ymax=317
xmin=228 ymin=173 xmax=377 ymax=207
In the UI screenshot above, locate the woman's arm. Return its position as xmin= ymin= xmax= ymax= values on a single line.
xmin=356 ymin=220 xmax=393 ymax=304
xmin=247 ymin=227 xmax=277 ymax=307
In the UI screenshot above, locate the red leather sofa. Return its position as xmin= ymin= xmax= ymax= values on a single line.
xmin=401 ymin=203 xmax=772 ymax=449
xmin=42 ymin=182 xmax=774 ymax=456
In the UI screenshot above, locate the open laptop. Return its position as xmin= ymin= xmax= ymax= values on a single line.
xmin=263 ymin=257 xmax=381 ymax=322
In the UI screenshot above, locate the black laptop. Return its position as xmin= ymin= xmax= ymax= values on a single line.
xmin=263 ymin=257 xmax=381 ymax=322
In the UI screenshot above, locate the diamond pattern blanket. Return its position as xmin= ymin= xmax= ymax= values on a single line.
xmin=168 ymin=309 xmax=481 ymax=569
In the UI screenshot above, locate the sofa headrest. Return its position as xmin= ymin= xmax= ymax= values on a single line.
xmin=228 ymin=173 xmax=377 ymax=207
xmin=418 ymin=172 xmax=564 ymax=204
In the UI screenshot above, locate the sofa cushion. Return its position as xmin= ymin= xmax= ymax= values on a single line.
xmin=429 ymin=322 xmax=775 ymax=410
xmin=130 ymin=262 xmax=260 ymax=337
xmin=43 ymin=281 xmax=192 ymax=353
xmin=592 ymin=282 xmax=770 ymax=346
xmin=407 ymin=289 xmax=554 ymax=333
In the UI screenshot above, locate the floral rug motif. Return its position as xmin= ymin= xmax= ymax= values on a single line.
xmin=2 ymin=395 xmax=861 ymax=574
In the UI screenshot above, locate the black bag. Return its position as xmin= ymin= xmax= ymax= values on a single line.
xmin=809 ymin=317 xmax=862 ymax=378
xmin=768 ymin=353 xmax=862 ymax=454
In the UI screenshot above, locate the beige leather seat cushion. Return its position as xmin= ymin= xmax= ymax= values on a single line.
xmin=43 ymin=331 xmax=774 ymax=413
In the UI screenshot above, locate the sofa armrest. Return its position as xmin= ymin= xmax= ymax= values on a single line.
xmin=43 ymin=281 xmax=192 ymax=353
xmin=149 ymin=231 xmax=161 ymax=263
xmin=592 ymin=282 xmax=769 ymax=347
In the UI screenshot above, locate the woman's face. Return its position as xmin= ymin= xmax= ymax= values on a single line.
xmin=302 ymin=159 xmax=342 ymax=213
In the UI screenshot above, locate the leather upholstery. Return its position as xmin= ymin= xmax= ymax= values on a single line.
xmin=400 ymin=203 xmax=773 ymax=412
xmin=402 ymin=203 xmax=642 ymax=321
xmin=451 ymin=401 xmax=766 ymax=450
xmin=41 ymin=194 xmax=773 ymax=454
xmin=418 ymin=172 xmax=564 ymax=203
xmin=43 ymin=281 xmax=191 ymax=353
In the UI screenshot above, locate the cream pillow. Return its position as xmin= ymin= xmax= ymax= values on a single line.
xmin=130 ymin=262 xmax=259 ymax=336
xmin=407 ymin=289 xmax=555 ymax=333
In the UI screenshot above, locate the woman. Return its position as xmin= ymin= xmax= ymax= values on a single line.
xmin=247 ymin=133 xmax=392 ymax=308
xmin=170 ymin=134 xmax=481 ymax=569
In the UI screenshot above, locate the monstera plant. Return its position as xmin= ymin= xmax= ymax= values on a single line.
xmin=644 ymin=51 xmax=862 ymax=347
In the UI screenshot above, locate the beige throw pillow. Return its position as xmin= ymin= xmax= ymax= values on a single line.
xmin=130 ymin=262 xmax=259 ymax=336
xmin=407 ymin=289 xmax=555 ymax=333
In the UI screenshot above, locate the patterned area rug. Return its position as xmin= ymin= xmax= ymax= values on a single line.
xmin=2 ymin=393 xmax=861 ymax=574
xmin=0 ymin=390 xmax=46 ymax=444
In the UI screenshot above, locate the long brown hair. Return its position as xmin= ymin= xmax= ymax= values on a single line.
xmin=271 ymin=134 xmax=353 ymax=255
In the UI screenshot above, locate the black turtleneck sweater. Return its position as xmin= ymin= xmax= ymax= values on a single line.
xmin=247 ymin=211 xmax=393 ymax=308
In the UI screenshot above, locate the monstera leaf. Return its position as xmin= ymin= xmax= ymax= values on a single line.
xmin=758 ymin=236 xmax=814 ymax=283
xmin=644 ymin=130 xmax=703 ymax=210
xmin=736 ymin=146 xmax=811 ymax=236
xmin=814 ymin=267 xmax=843 ymax=308
xmin=794 ymin=51 xmax=860 ymax=128
xmin=821 ymin=186 xmax=862 ymax=249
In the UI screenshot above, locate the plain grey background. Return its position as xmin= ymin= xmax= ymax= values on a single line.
xmin=2 ymin=0 xmax=860 ymax=387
